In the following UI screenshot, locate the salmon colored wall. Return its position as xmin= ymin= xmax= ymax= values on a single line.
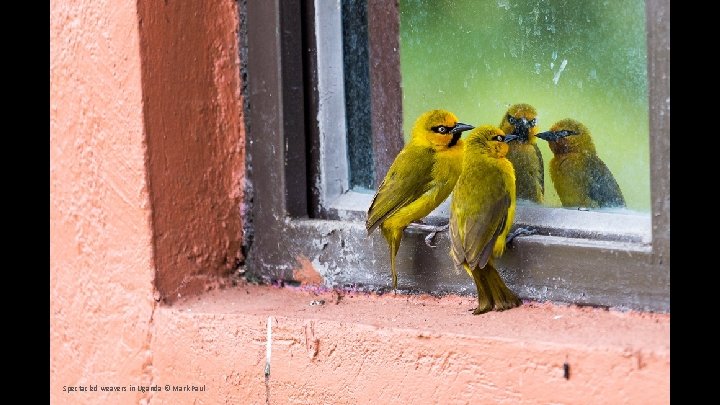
xmin=137 ymin=0 xmax=245 ymax=303
xmin=50 ymin=0 xmax=157 ymax=403
xmin=50 ymin=0 xmax=244 ymax=403
xmin=151 ymin=286 xmax=669 ymax=405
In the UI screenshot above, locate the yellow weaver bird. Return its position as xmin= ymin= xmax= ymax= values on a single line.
xmin=450 ymin=125 xmax=522 ymax=314
xmin=536 ymin=119 xmax=625 ymax=208
xmin=499 ymin=103 xmax=544 ymax=204
xmin=366 ymin=110 xmax=474 ymax=290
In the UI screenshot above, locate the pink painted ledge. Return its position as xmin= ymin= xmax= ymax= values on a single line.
xmin=147 ymin=284 xmax=669 ymax=404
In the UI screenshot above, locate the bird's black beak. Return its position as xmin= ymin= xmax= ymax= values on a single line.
xmin=448 ymin=123 xmax=474 ymax=147
xmin=536 ymin=130 xmax=577 ymax=142
xmin=511 ymin=119 xmax=531 ymax=141
xmin=450 ymin=123 xmax=474 ymax=134
xmin=503 ymin=134 xmax=519 ymax=143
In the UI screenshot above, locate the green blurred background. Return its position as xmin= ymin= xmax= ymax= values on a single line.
xmin=399 ymin=0 xmax=650 ymax=212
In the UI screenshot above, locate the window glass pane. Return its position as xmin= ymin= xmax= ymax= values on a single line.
xmin=399 ymin=0 xmax=650 ymax=212
xmin=343 ymin=0 xmax=375 ymax=190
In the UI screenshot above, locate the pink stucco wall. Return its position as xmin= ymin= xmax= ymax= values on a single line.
xmin=50 ymin=1 xmax=669 ymax=404
xmin=50 ymin=0 xmax=244 ymax=403
xmin=50 ymin=0 xmax=157 ymax=403
xmin=137 ymin=0 xmax=245 ymax=303
xmin=152 ymin=286 xmax=669 ymax=405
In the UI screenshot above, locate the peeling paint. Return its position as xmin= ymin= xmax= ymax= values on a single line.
xmin=293 ymin=256 xmax=324 ymax=286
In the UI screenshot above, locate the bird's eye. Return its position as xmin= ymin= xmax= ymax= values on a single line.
xmin=507 ymin=115 xmax=518 ymax=125
xmin=432 ymin=125 xmax=448 ymax=134
xmin=528 ymin=118 xmax=537 ymax=127
xmin=493 ymin=135 xmax=504 ymax=141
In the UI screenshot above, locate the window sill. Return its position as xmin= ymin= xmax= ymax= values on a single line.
xmin=301 ymin=190 xmax=662 ymax=311
xmin=326 ymin=190 xmax=651 ymax=244
xmin=153 ymin=284 xmax=669 ymax=403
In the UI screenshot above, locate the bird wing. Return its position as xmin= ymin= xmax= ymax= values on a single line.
xmin=449 ymin=208 xmax=467 ymax=268
xmin=366 ymin=146 xmax=435 ymax=233
xmin=451 ymin=192 xmax=510 ymax=270
xmin=586 ymin=156 xmax=625 ymax=207
xmin=533 ymin=143 xmax=545 ymax=194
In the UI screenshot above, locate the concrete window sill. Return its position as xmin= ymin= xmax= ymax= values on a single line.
xmin=152 ymin=285 xmax=669 ymax=404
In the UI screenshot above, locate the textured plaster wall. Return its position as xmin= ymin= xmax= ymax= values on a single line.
xmin=137 ymin=0 xmax=245 ymax=302
xmin=50 ymin=0 xmax=157 ymax=403
xmin=152 ymin=286 xmax=670 ymax=405
xmin=50 ymin=0 xmax=244 ymax=403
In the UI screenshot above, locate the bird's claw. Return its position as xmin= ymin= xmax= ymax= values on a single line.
xmin=505 ymin=227 xmax=537 ymax=246
xmin=424 ymin=232 xmax=437 ymax=248
xmin=407 ymin=222 xmax=450 ymax=248
xmin=424 ymin=223 xmax=449 ymax=248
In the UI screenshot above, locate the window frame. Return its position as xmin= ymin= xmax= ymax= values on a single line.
xmin=245 ymin=0 xmax=669 ymax=311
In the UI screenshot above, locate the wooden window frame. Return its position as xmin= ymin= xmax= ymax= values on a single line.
xmin=244 ymin=0 xmax=669 ymax=311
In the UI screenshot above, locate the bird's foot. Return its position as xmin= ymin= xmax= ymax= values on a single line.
xmin=424 ymin=223 xmax=449 ymax=247
xmin=505 ymin=227 xmax=537 ymax=247
xmin=407 ymin=222 xmax=450 ymax=248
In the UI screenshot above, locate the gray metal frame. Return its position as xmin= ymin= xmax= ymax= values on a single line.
xmin=245 ymin=0 xmax=669 ymax=312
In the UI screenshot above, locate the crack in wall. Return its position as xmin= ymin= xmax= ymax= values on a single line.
xmin=139 ymin=296 xmax=158 ymax=404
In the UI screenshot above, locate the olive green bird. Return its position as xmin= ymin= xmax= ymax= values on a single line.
xmin=450 ymin=125 xmax=522 ymax=314
xmin=499 ymin=103 xmax=545 ymax=204
xmin=366 ymin=109 xmax=474 ymax=290
xmin=536 ymin=118 xmax=625 ymax=208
